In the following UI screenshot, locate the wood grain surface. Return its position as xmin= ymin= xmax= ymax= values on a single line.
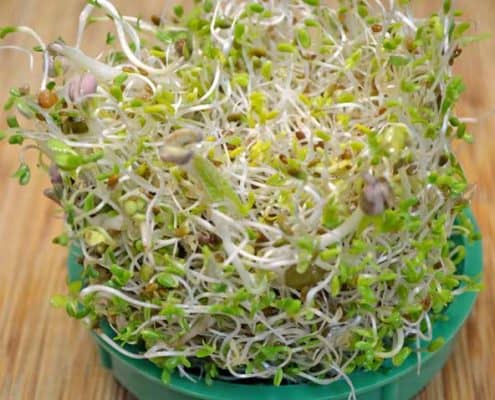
xmin=0 ymin=1 xmax=493 ymax=399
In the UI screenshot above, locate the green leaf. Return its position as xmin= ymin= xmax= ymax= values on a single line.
xmin=428 ymin=337 xmax=446 ymax=352
xmin=52 ymin=233 xmax=69 ymax=246
xmin=302 ymin=0 xmax=320 ymax=5
xmin=0 ymin=130 xmax=6 ymax=141
xmin=68 ymin=280 xmax=83 ymax=295
xmin=113 ymin=73 xmax=128 ymax=86
xmin=248 ymin=3 xmax=264 ymax=13
xmin=50 ymin=294 xmax=68 ymax=308
xmin=273 ymin=368 xmax=284 ymax=386
xmin=110 ymin=85 xmax=123 ymax=102
xmin=12 ymin=163 xmax=30 ymax=185
xmin=156 ymin=272 xmax=179 ymax=288
xmin=277 ymin=42 xmax=297 ymax=53
xmin=141 ymin=329 xmax=162 ymax=342
xmin=401 ymin=80 xmax=420 ymax=93
xmin=161 ymin=368 xmax=171 ymax=384
xmin=453 ymin=22 xmax=471 ymax=39
xmin=66 ymin=299 xmax=89 ymax=319
xmin=278 ymin=298 xmax=302 ymax=317
xmin=173 ymin=5 xmax=184 ymax=18
xmin=46 ymin=139 xmax=84 ymax=170
xmin=106 ymin=32 xmax=115 ymax=45
xmin=195 ymin=344 xmax=215 ymax=358
xmin=392 ymin=347 xmax=412 ymax=366
xmin=203 ymin=0 xmax=213 ymax=13
xmin=443 ymin=0 xmax=452 ymax=13
xmin=378 ymin=271 xmax=397 ymax=281
xmin=232 ymin=73 xmax=249 ymax=87
xmin=156 ymin=30 xmax=188 ymax=44
xmin=0 ymin=26 xmax=17 ymax=39
xmin=7 ymin=115 xmax=19 ymax=128
xmin=297 ymin=28 xmax=312 ymax=49
xmin=8 ymin=134 xmax=24 ymax=145
xmin=441 ymin=76 xmax=465 ymax=114
xmin=389 ymin=55 xmax=410 ymax=66
xmin=234 ymin=23 xmax=245 ymax=41
xmin=261 ymin=61 xmax=272 ymax=80
xmin=110 ymin=264 xmax=133 ymax=287
xmin=84 ymin=227 xmax=114 ymax=247
xmin=191 ymin=155 xmax=247 ymax=216
xmin=320 ymin=246 xmax=341 ymax=261
xmin=4 ymin=96 xmax=15 ymax=111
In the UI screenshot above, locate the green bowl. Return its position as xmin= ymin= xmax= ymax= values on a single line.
xmin=67 ymin=209 xmax=482 ymax=400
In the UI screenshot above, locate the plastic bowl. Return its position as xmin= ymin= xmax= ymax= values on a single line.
xmin=67 ymin=209 xmax=482 ymax=400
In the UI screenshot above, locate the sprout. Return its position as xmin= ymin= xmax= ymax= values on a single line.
xmin=48 ymin=41 xmax=119 ymax=80
xmin=1 ymin=0 xmax=481 ymax=394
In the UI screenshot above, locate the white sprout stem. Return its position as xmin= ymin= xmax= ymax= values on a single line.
xmin=80 ymin=285 xmax=161 ymax=309
xmin=0 ymin=45 xmax=34 ymax=69
xmin=16 ymin=26 xmax=49 ymax=89
xmin=89 ymin=0 xmax=174 ymax=75
xmin=319 ymin=208 xmax=365 ymax=249
xmin=48 ymin=42 xmax=120 ymax=80
xmin=98 ymin=332 xmax=192 ymax=359
xmin=374 ymin=329 xmax=405 ymax=358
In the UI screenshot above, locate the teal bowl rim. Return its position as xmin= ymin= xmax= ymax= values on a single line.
xmin=67 ymin=208 xmax=482 ymax=400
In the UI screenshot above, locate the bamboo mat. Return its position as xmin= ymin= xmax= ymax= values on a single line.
xmin=0 ymin=1 xmax=493 ymax=399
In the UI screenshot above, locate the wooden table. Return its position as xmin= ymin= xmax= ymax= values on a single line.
xmin=0 ymin=1 xmax=493 ymax=399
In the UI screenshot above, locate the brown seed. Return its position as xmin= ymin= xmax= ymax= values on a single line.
xmin=422 ymin=296 xmax=432 ymax=311
xmin=340 ymin=149 xmax=352 ymax=160
xmin=122 ymin=66 xmax=137 ymax=73
xmin=151 ymin=14 xmax=161 ymax=26
xmin=406 ymin=164 xmax=418 ymax=175
xmin=38 ymin=90 xmax=58 ymax=108
xmin=300 ymin=286 xmax=310 ymax=301
xmin=371 ymin=24 xmax=383 ymax=33
xmin=449 ymin=46 xmax=463 ymax=66
xmin=262 ymin=306 xmax=279 ymax=317
xmin=107 ymin=174 xmax=120 ymax=189
xmin=70 ymin=119 xmax=89 ymax=134
xmin=175 ymin=39 xmax=186 ymax=57
xmin=405 ymin=38 xmax=418 ymax=54
xmin=295 ymin=130 xmax=306 ymax=141
xmin=302 ymin=52 xmax=317 ymax=61
xmin=248 ymin=47 xmax=268 ymax=58
xmin=142 ymin=283 xmax=159 ymax=299
xmin=19 ymin=84 xmax=30 ymax=96
xmin=198 ymin=231 xmax=222 ymax=246
xmin=438 ymin=154 xmax=449 ymax=167
xmin=227 ymin=113 xmax=243 ymax=123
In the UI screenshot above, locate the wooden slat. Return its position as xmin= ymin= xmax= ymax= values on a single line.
xmin=0 ymin=1 xmax=493 ymax=399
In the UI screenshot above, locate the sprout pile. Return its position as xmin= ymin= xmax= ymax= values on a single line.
xmin=1 ymin=0 xmax=483 ymax=393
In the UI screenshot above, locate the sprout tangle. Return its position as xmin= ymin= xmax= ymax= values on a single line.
xmin=0 ymin=0 xmax=482 ymax=397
